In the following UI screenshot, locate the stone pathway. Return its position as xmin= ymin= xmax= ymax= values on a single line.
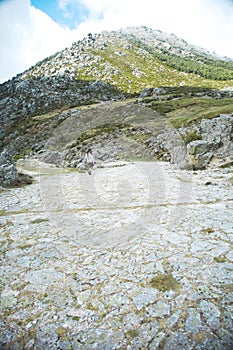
xmin=0 ymin=159 xmax=233 ymax=349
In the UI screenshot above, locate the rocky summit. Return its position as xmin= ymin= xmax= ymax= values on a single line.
xmin=0 ymin=26 xmax=233 ymax=349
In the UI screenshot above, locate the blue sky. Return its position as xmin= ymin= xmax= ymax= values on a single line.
xmin=31 ymin=0 xmax=90 ymax=29
xmin=1 ymin=0 xmax=233 ymax=83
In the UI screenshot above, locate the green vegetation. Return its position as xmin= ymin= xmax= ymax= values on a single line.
xmin=0 ymin=209 xmax=25 ymax=216
xmin=214 ymin=256 xmax=228 ymax=263
xmin=70 ymin=123 xmax=130 ymax=147
xmin=153 ymin=49 xmax=233 ymax=81
xmin=18 ymin=244 xmax=32 ymax=250
xmin=202 ymin=227 xmax=215 ymax=234
xmin=30 ymin=218 xmax=49 ymax=224
xmin=126 ymin=329 xmax=139 ymax=339
xmin=72 ymin=316 xmax=80 ymax=321
xmin=181 ymin=131 xmax=202 ymax=144
xmin=131 ymin=37 xmax=233 ymax=81
xmin=75 ymin=42 xmax=233 ymax=94
xmin=228 ymin=177 xmax=233 ymax=185
xmin=144 ymin=94 xmax=233 ymax=128
xmin=3 ymin=30 xmax=233 ymax=160
xmin=150 ymin=273 xmax=180 ymax=292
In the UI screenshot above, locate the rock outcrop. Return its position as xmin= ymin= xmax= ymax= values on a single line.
xmin=185 ymin=114 xmax=233 ymax=169
xmin=0 ymin=149 xmax=33 ymax=187
xmin=0 ymin=149 xmax=18 ymax=187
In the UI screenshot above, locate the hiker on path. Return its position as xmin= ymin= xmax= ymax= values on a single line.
xmin=83 ymin=148 xmax=95 ymax=175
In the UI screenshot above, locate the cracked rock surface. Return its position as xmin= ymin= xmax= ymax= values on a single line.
xmin=0 ymin=160 xmax=233 ymax=349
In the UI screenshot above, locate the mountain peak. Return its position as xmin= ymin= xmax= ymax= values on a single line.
xmin=13 ymin=25 xmax=232 ymax=92
xmin=0 ymin=26 xmax=232 ymax=171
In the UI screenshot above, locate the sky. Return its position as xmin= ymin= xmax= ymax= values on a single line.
xmin=0 ymin=0 xmax=233 ymax=83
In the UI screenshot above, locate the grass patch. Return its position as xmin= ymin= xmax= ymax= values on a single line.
xmin=167 ymin=98 xmax=233 ymax=128
xmin=222 ymin=284 xmax=233 ymax=292
xmin=71 ymin=122 xmax=130 ymax=146
xmin=228 ymin=177 xmax=233 ymax=185
xmin=30 ymin=218 xmax=49 ymax=224
xmin=214 ymin=256 xmax=228 ymax=263
xmin=0 ymin=209 xmax=30 ymax=216
xmin=181 ymin=131 xmax=202 ymax=144
xmin=56 ymin=327 xmax=67 ymax=338
xmin=86 ymin=302 xmax=96 ymax=311
xmin=147 ymin=96 xmax=233 ymax=128
xmin=126 ymin=329 xmax=139 ymax=339
xmin=149 ymin=273 xmax=180 ymax=292
xmin=72 ymin=316 xmax=80 ymax=321
xmin=202 ymin=227 xmax=215 ymax=234
xmin=18 ymin=244 xmax=33 ymax=250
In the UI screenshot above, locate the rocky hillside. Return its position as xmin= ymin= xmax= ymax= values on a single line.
xmin=0 ymin=26 xmax=233 ymax=173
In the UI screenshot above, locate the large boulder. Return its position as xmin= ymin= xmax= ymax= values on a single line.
xmin=187 ymin=140 xmax=214 ymax=170
xmin=186 ymin=114 xmax=233 ymax=169
xmin=147 ymin=127 xmax=192 ymax=170
xmin=0 ymin=150 xmax=33 ymax=187
xmin=0 ymin=149 xmax=18 ymax=187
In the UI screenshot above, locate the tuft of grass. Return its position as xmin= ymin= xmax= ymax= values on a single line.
xmin=222 ymin=284 xmax=233 ymax=292
xmin=30 ymin=218 xmax=49 ymax=224
xmin=202 ymin=227 xmax=214 ymax=234
xmin=86 ymin=302 xmax=96 ymax=311
xmin=181 ymin=131 xmax=202 ymax=145
xmin=126 ymin=329 xmax=139 ymax=339
xmin=150 ymin=273 xmax=180 ymax=292
xmin=56 ymin=327 xmax=67 ymax=338
xmin=214 ymin=256 xmax=228 ymax=263
xmin=72 ymin=316 xmax=80 ymax=321
xmin=18 ymin=244 xmax=32 ymax=250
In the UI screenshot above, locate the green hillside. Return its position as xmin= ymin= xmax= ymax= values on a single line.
xmin=23 ymin=27 xmax=233 ymax=95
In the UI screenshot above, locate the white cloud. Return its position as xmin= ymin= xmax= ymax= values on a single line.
xmin=0 ymin=0 xmax=233 ymax=83
xmin=0 ymin=0 xmax=79 ymax=83
xmin=74 ymin=0 xmax=233 ymax=57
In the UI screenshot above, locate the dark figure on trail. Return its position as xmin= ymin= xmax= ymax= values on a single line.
xmin=83 ymin=148 xmax=95 ymax=175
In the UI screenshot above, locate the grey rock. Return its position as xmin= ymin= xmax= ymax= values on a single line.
xmin=186 ymin=114 xmax=233 ymax=169
xmin=164 ymin=333 xmax=192 ymax=350
xmin=72 ymin=328 xmax=125 ymax=349
xmin=133 ymin=288 xmax=157 ymax=310
xmin=131 ymin=320 xmax=159 ymax=349
xmin=200 ymin=300 xmax=220 ymax=329
xmin=24 ymin=268 xmax=65 ymax=290
xmin=0 ymin=149 xmax=18 ymax=186
xmin=122 ymin=312 xmax=142 ymax=331
xmin=147 ymin=301 xmax=170 ymax=317
xmin=0 ymin=288 xmax=18 ymax=310
xmin=185 ymin=308 xmax=202 ymax=333
xmin=104 ymin=293 xmax=129 ymax=307
xmin=192 ymin=337 xmax=227 ymax=350
xmin=1 ymin=160 xmax=233 ymax=349
xmin=148 ymin=332 xmax=166 ymax=349
xmin=139 ymin=87 xmax=154 ymax=98
xmin=36 ymin=323 xmax=59 ymax=350
xmin=167 ymin=310 xmax=181 ymax=327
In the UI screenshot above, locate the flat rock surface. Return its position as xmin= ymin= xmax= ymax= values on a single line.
xmin=0 ymin=160 xmax=233 ymax=349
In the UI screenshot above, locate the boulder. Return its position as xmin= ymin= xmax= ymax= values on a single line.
xmin=0 ymin=149 xmax=18 ymax=187
xmin=139 ymin=88 xmax=154 ymax=98
xmin=187 ymin=140 xmax=214 ymax=169
xmin=186 ymin=114 xmax=233 ymax=169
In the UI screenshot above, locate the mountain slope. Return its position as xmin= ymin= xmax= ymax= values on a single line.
xmin=20 ymin=26 xmax=233 ymax=93
xmin=0 ymin=26 xmax=233 ymax=169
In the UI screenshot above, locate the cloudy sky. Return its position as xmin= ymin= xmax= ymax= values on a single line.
xmin=1 ymin=0 xmax=233 ymax=83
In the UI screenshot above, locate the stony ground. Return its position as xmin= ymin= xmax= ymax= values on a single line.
xmin=0 ymin=159 xmax=233 ymax=350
